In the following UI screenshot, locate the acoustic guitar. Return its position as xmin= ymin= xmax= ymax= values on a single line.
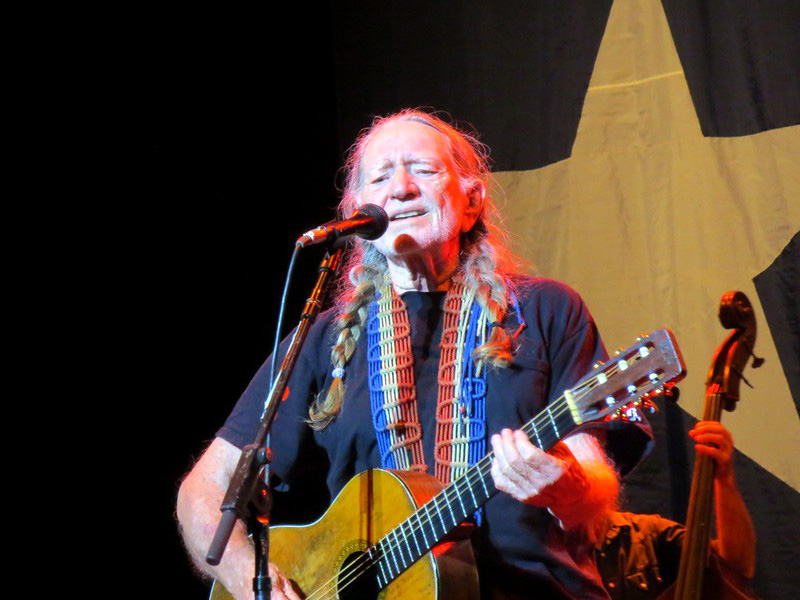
xmin=212 ymin=328 xmax=686 ymax=599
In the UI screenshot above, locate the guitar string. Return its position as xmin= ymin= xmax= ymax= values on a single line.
xmin=305 ymin=362 xmax=640 ymax=600
xmin=304 ymin=351 xmax=656 ymax=598
xmin=302 ymin=386 xmax=591 ymax=600
xmin=300 ymin=401 xmax=562 ymax=600
xmin=310 ymin=357 xmax=652 ymax=600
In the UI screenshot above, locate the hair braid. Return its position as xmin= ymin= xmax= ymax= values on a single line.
xmin=308 ymin=258 xmax=387 ymax=429
xmin=463 ymin=238 xmax=515 ymax=368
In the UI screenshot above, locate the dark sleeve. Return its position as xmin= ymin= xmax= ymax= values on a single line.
xmin=510 ymin=277 xmax=606 ymax=405
xmin=216 ymin=311 xmax=335 ymax=519
xmin=518 ymin=278 xmax=653 ymax=475
xmin=544 ymin=282 xmax=607 ymax=405
xmin=653 ymin=517 xmax=686 ymax=585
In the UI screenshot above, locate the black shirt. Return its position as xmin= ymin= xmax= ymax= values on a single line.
xmin=219 ymin=276 xmax=652 ymax=598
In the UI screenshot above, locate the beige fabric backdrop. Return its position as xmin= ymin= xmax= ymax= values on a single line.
xmin=494 ymin=0 xmax=800 ymax=490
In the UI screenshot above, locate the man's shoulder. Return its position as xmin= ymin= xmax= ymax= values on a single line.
xmin=509 ymin=275 xmax=589 ymax=321
xmin=511 ymin=274 xmax=584 ymax=302
xmin=309 ymin=305 xmax=341 ymax=338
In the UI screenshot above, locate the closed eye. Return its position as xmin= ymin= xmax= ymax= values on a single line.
xmin=411 ymin=163 xmax=441 ymax=177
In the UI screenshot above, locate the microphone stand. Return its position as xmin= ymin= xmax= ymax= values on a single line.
xmin=205 ymin=245 xmax=345 ymax=599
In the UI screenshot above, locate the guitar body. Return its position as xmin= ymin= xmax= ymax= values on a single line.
xmin=211 ymin=468 xmax=479 ymax=599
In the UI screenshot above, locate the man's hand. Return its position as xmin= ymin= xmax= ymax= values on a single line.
xmin=689 ymin=420 xmax=734 ymax=482
xmin=490 ymin=429 xmax=617 ymax=532
xmin=177 ymin=438 xmax=302 ymax=600
xmin=220 ymin=562 xmax=300 ymax=600
xmin=267 ymin=563 xmax=301 ymax=600
xmin=689 ymin=420 xmax=756 ymax=579
xmin=490 ymin=429 xmax=575 ymax=504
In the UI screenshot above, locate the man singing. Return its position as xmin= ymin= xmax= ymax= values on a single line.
xmin=177 ymin=109 xmax=650 ymax=599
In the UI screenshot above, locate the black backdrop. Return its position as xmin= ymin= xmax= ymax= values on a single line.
xmin=135 ymin=8 xmax=341 ymax=597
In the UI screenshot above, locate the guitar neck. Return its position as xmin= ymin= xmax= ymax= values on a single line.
xmin=371 ymin=397 xmax=576 ymax=588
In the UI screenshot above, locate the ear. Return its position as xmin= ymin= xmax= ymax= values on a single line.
xmin=461 ymin=181 xmax=486 ymax=232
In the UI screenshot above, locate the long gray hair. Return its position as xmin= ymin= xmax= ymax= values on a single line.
xmin=309 ymin=109 xmax=520 ymax=429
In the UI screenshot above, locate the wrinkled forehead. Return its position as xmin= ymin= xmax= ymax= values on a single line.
xmin=360 ymin=118 xmax=454 ymax=170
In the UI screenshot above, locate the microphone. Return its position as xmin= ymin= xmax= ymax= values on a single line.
xmin=296 ymin=204 xmax=389 ymax=248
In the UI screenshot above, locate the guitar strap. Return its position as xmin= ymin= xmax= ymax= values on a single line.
xmin=366 ymin=280 xmax=430 ymax=472
xmin=366 ymin=272 xmax=525 ymax=488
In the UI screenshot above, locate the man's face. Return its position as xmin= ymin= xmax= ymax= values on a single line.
xmin=358 ymin=120 xmax=481 ymax=263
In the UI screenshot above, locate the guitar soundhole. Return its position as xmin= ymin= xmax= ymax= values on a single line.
xmin=336 ymin=551 xmax=380 ymax=600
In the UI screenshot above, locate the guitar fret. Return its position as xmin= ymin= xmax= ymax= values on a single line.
xmin=557 ymin=410 xmax=576 ymax=435
xmin=408 ymin=519 xmax=427 ymax=560
xmin=376 ymin=541 xmax=391 ymax=580
xmin=422 ymin=502 xmax=437 ymax=540
xmin=375 ymin=541 xmax=390 ymax=583
xmin=454 ymin=481 xmax=468 ymax=518
xmin=466 ymin=472 xmax=479 ymax=511
xmin=408 ymin=515 xmax=422 ymax=556
xmin=432 ymin=502 xmax=444 ymax=537
xmin=389 ymin=528 xmax=403 ymax=572
xmin=547 ymin=407 xmax=559 ymax=437
xmin=396 ymin=527 xmax=412 ymax=569
xmin=416 ymin=509 xmax=430 ymax=548
xmin=531 ymin=421 xmax=543 ymax=447
xmin=386 ymin=531 xmax=401 ymax=576
xmin=398 ymin=522 xmax=415 ymax=566
xmin=370 ymin=546 xmax=387 ymax=588
xmin=442 ymin=493 xmax=457 ymax=528
xmin=478 ymin=466 xmax=490 ymax=497
xmin=542 ymin=427 xmax=557 ymax=450
xmin=433 ymin=495 xmax=447 ymax=531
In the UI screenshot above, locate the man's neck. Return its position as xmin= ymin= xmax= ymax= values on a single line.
xmin=385 ymin=246 xmax=460 ymax=293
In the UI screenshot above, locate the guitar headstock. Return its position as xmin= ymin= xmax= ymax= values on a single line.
xmin=565 ymin=329 xmax=686 ymax=425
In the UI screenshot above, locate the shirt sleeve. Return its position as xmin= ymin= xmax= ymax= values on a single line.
xmin=517 ymin=277 xmax=653 ymax=475
xmin=216 ymin=310 xmax=336 ymax=495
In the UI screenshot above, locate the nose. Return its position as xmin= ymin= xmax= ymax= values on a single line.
xmin=390 ymin=166 xmax=418 ymax=200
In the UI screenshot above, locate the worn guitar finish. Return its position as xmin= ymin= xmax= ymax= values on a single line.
xmin=212 ymin=329 xmax=686 ymax=599
xmin=667 ymin=291 xmax=761 ymax=600
xmin=212 ymin=469 xmax=478 ymax=600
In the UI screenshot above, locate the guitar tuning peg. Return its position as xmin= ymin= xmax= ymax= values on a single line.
xmin=662 ymin=383 xmax=680 ymax=403
xmin=640 ymin=398 xmax=658 ymax=414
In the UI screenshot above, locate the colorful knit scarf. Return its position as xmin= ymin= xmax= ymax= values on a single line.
xmin=366 ymin=272 xmax=489 ymax=485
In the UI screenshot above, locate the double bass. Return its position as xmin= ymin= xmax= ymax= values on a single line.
xmin=665 ymin=291 xmax=762 ymax=600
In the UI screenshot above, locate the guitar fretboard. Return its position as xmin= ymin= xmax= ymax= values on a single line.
xmin=306 ymin=330 xmax=681 ymax=599
xmin=370 ymin=397 xmax=576 ymax=587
